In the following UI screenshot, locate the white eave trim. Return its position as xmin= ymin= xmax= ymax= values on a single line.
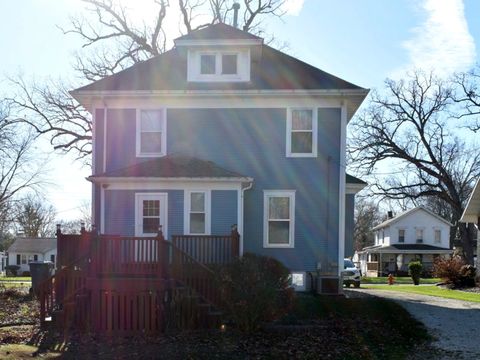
xmin=460 ymin=179 xmax=480 ymax=223
xmin=70 ymin=88 xmax=370 ymax=98
xmin=346 ymin=183 xmax=367 ymax=194
xmin=366 ymin=248 xmax=453 ymax=254
xmin=87 ymin=176 xmax=253 ymax=183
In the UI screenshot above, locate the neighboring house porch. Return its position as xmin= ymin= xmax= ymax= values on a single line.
xmin=356 ymin=244 xmax=452 ymax=277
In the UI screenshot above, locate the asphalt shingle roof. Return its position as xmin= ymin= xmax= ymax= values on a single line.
xmin=346 ymin=174 xmax=367 ymax=185
xmin=91 ymin=156 xmax=249 ymax=179
xmin=74 ymin=23 xmax=364 ymax=93
xmin=8 ymin=238 xmax=56 ymax=254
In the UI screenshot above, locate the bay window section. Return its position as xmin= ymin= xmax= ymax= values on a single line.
xmin=264 ymin=190 xmax=295 ymax=248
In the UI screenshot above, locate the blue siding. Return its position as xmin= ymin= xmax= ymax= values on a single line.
xmin=345 ymin=194 xmax=355 ymax=258
xmin=167 ymin=108 xmax=341 ymax=272
xmin=105 ymin=109 xmax=136 ymax=172
xmin=211 ymin=190 xmax=237 ymax=235
xmin=104 ymin=190 xmax=183 ymax=239
xmin=99 ymin=107 xmax=342 ymax=273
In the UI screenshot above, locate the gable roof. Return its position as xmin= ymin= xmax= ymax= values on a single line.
xmin=361 ymin=243 xmax=452 ymax=253
xmin=8 ymin=237 xmax=56 ymax=254
xmin=372 ymin=206 xmax=453 ymax=231
xmin=89 ymin=156 xmax=251 ymax=180
xmin=174 ymin=23 xmax=262 ymax=41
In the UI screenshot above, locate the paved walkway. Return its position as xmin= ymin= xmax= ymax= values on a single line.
xmin=345 ymin=288 xmax=480 ymax=359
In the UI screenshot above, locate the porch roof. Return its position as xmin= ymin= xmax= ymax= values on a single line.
xmin=361 ymin=243 xmax=452 ymax=254
xmin=89 ymin=156 xmax=251 ymax=181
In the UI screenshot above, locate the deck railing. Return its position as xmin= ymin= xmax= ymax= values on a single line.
xmin=38 ymin=225 xmax=240 ymax=333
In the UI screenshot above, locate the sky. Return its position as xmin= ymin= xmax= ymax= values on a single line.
xmin=0 ymin=0 xmax=479 ymax=221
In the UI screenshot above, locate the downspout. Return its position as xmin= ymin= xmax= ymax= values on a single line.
xmin=239 ymin=180 xmax=253 ymax=256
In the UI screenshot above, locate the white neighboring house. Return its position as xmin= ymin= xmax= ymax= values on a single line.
xmin=7 ymin=237 xmax=57 ymax=274
xmin=354 ymin=206 xmax=453 ymax=277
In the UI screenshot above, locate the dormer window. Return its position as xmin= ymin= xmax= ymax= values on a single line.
xmin=188 ymin=49 xmax=249 ymax=82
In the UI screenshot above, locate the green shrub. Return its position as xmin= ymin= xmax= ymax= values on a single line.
xmin=217 ymin=252 xmax=295 ymax=332
xmin=5 ymin=265 xmax=20 ymax=276
xmin=408 ymin=261 xmax=423 ymax=285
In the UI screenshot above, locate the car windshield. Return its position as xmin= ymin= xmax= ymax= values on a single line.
xmin=344 ymin=260 xmax=355 ymax=269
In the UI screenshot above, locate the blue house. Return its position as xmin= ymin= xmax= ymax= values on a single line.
xmin=71 ymin=23 xmax=368 ymax=294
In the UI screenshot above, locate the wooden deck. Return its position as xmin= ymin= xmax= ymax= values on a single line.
xmin=39 ymin=225 xmax=240 ymax=334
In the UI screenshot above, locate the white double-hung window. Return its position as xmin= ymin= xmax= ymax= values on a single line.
xmin=263 ymin=190 xmax=295 ymax=248
xmin=184 ymin=190 xmax=211 ymax=235
xmin=287 ymin=108 xmax=317 ymax=157
xmin=136 ymin=109 xmax=166 ymax=157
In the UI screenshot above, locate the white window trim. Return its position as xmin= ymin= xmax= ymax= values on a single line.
xmin=434 ymin=229 xmax=442 ymax=243
xmin=183 ymin=190 xmax=212 ymax=235
xmin=286 ymin=107 xmax=318 ymax=158
xmin=135 ymin=109 xmax=167 ymax=157
xmin=263 ymin=190 xmax=295 ymax=248
xmin=134 ymin=193 xmax=168 ymax=237
xmin=398 ymin=228 xmax=406 ymax=243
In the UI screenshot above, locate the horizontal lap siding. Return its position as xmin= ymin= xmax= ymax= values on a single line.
xmin=211 ymin=190 xmax=237 ymax=235
xmin=105 ymin=109 xmax=137 ymax=172
xmin=168 ymin=108 xmax=341 ymax=272
xmin=104 ymin=190 xmax=183 ymax=238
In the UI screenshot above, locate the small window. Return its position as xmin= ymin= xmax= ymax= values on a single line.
xmin=185 ymin=191 xmax=211 ymax=235
xmin=416 ymin=229 xmax=423 ymax=243
xmin=398 ymin=229 xmax=405 ymax=243
xmin=21 ymin=254 xmax=27 ymax=265
xmin=33 ymin=254 xmax=38 ymax=261
xmin=222 ymin=54 xmax=237 ymax=74
xmin=287 ymin=108 xmax=317 ymax=157
xmin=434 ymin=230 xmax=441 ymax=244
xmin=137 ymin=109 xmax=166 ymax=157
xmin=50 ymin=254 xmax=55 ymax=263
xmin=200 ymin=54 xmax=216 ymax=74
xmin=16 ymin=254 xmax=20 ymax=265
xmin=264 ymin=190 xmax=295 ymax=248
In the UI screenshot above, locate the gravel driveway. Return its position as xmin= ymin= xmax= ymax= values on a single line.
xmin=345 ymin=288 xmax=480 ymax=359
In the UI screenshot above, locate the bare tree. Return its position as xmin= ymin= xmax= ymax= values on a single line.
xmin=349 ymin=71 xmax=480 ymax=263
xmin=9 ymin=0 xmax=287 ymax=161
xmin=353 ymin=198 xmax=381 ymax=251
xmin=0 ymin=102 xmax=45 ymax=208
xmin=453 ymin=67 xmax=480 ymax=132
xmin=15 ymin=195 xmax=57 ymax=237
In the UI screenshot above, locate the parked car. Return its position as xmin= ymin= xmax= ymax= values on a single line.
xmin=342 ymin=259 xmax=361 ymax=288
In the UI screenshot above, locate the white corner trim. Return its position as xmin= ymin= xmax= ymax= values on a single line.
xmin=338 ymin=104 xmax=347 ymax=277
xmin=183 ymin=190 xmax=212 ymax=235
xmin=100 ymin=186 xmax=105 ymax=234
xmin=103 ymin=107 xmax=107 ymax=173
xmin=135 ymin=108 xmax=167 ymax=158
xmin=263 ymin=190 xmax=296 ymax=249
xmin=286 ymin=107 xmax=318 ymax=158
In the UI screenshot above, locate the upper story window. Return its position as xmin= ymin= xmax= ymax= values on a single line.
xmin=416 ymin=229 xmax=424 ymax=243
xmin=188 ymin=49 xmax=250 ymax=82
xmin=434 ymin=229 xmax=441 ymax=244
xmin=398 ymin=229 xmax=405 ymax=243
xmin=136 ymin=109 xmax=167 ymax=157
xmin=263 ymin=190 xmax=295 ymax=248
xmin=184 ymin=190 xmax=211 ymax=235
xmin=286 ymin=108 xmax=318 ymax=157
